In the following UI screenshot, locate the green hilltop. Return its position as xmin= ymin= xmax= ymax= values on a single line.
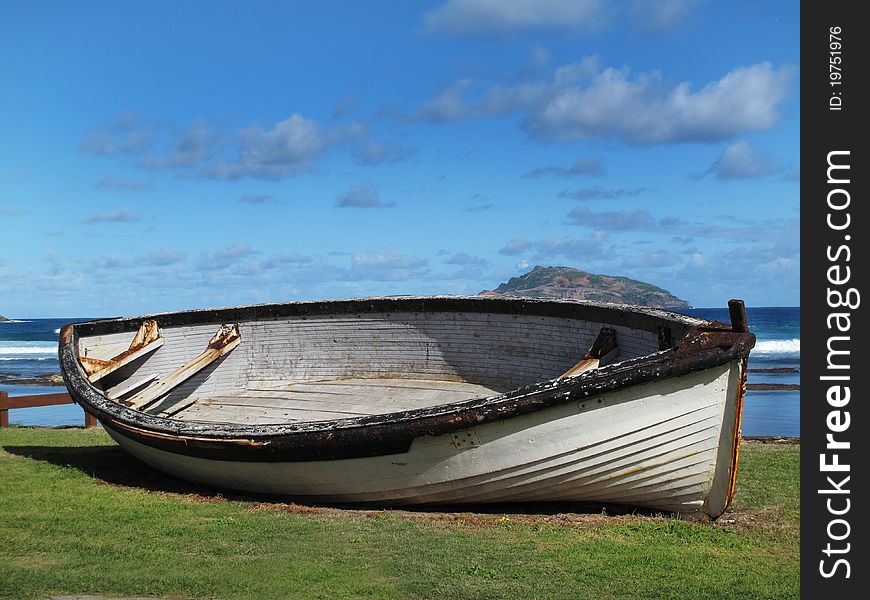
xmin=481 ymin=265 xmax=691 ymax=309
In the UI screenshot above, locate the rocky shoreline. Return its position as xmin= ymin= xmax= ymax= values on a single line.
xmin=746 ymin=383 xmax=800 ymax=391
xmin=0 ymin=372 xmax=65 ymax=386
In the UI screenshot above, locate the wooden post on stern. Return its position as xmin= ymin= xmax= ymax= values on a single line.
xmin=728 ymin=299 xmax=749 ymax=333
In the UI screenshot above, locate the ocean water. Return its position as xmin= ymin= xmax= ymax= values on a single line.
xmin=0 ymin=318 xmax=91 ymax=426
xmin=1 ymin=308 xmax=800 ymax=435
xmin=680 ymin=307 xmax=800 ymax=437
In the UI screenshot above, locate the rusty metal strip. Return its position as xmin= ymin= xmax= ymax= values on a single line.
xmin=81 ymin=320 xmax=164 ymax=382
xmin=723 ymin=357 xmax=748 ymax=510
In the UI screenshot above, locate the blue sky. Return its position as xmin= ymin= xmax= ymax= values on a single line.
xmin=0 ymin=1 xmax=799 ymax=317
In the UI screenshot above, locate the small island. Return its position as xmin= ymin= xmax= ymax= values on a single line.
xmin=480 ymin=265 xmax=691 ymax=309
xmin=0 ymin=314 xmax=8 ymax=322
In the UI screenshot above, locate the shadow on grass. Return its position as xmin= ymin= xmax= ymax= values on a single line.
xmin=3 ymin=443 xmax=657 ymax=519
xmin=3 ymin=444 xmax=225 ymax=497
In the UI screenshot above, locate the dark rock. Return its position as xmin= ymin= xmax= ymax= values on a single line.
xmin=481 ymin=266 xmax=691 ymax=309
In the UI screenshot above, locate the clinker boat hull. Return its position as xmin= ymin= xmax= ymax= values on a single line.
xmin=60 ymin=296 xmax=754 ymax=520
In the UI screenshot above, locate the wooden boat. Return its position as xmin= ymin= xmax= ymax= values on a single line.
xmin=59 ymin=296 xmax=755 ymax=520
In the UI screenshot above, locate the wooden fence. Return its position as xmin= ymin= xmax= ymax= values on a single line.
xmin=0 ymin=390 xmax=97 ymax=428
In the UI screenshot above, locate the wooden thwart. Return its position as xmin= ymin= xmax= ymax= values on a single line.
xmin=105 ymin=372 xmax=158 ymax=400
xmin=560 ymin=327 xmax=618 ymax=378
xmin=81 ymin=320 xmax=164 ymax=383
xmin=124 ymin=324 xmax=241 ymax=410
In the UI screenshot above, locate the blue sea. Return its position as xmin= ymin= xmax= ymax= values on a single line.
xmin=1 ymin=308 xmax=800 ymax=435
xmin=680 ymin=307 xmax=800 ymax=437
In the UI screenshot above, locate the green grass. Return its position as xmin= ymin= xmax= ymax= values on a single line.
xmin=0 ymin=428 xmax=798 ymax=599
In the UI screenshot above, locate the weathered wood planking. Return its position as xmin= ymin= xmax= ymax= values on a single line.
xmin=78 ymin=312 xmax=663 ymax=411
xmin=168 ymin=378 xmax=500 ymax=424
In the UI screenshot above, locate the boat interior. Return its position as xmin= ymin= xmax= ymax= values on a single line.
xmin=75 ymin=310 xmax=683 ymax=425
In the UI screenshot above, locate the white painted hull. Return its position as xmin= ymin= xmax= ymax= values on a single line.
xmin=104 ymin=360 xmax=743 ymax=519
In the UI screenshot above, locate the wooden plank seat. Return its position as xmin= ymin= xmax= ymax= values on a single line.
xmin=80 ymin=320 xmax=164 ymax=383
xmin=559 ymin=326 xmax=618 ymax=378
xmin=124 ymin=324 xmax=241 ymax=410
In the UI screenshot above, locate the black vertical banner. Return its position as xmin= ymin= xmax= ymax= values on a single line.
xmin=802 ymin=2 xmax=868 ymax=596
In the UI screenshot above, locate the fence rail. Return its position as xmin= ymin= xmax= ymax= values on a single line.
xmin=0 ymin=390 xmax=97 ymax=428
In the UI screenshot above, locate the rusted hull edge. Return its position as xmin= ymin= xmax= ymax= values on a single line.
xmin=723 ymin=357 xmax=749 ymax=510
xmin=68 ymin=296 xmax=708 ymax=337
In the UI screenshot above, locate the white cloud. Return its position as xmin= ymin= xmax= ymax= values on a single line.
xmin=425 ymin=0 xmax=608 ymax=35
xmin=436 ymin=252 xmax=491 ymax=280
xmin=83 ymin=209 xmax=142 ymax=224
xmin=622 ymin=249 xmax=681 ymax=269
xmin=84 ymin=113 xmax=409 ymax=181
xmin=91 ymin=255 xmax=126 ymax=270
xmin=499 ymin=237 xmax=531 ymax=255
xmin=558 ymin=186 xmax=650 ymax=200
xmin=525 ymin=156 xmax=605 ymax=178
xmin=414 ymin=79 xmax=479 ymax=122
xmin=413 ymin=60 xmax=793 ymax=145
xmin=567 ymin=207 xmax=657 ymax=230
xmin=500 ymin=232 xmax=609 ymax=261
xmin=95 ymin=174 xmax=151 ymax=191
xmin=206 ymin=114 xmax=327 ymax=179
xmin=530 ymin=233 xmax=609 ymax=260
xmin=353 ymin=140 xmax=414 ymax=165
xmin=335 ymin=183 xmax=394 ymax=208
xmin=80 ymin=112 xmax=155 ymax=156
xmin=526 ymin=62 xmax=793 ymax=143
xmin=425 ymin=0 xmax=706 ymax=35
xmin=443 ymin=252 xmax=488 ymax=267
xmin=141 ymin=121 xmax=224 ymax=169
xmin=139 ymin=249 xmax=186 ymax=267
xmin=198 ymin=244 xmax=256 ymax=270
xmin=706 ymin=141 xmax=777 ymax=180
xmin=261 ymin=253 xmax=314 ymax=268
xmin=348 ymin=250 xmax=428 ymax=281
xmin=630 ymin=0 xmax=707 ymax=32
xmin=239 ymin=194 xmax=278 ymax=204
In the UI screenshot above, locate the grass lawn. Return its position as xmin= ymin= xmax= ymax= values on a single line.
xmin=0 ymin=427 xmax=798 ymax=599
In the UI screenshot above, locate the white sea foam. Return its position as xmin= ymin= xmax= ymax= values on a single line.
xmin=753 ymin=338 xmax=800 ymax=355
xmin=0 ymin=344 xmax=58 ymax=355
xmin=0 ymin=320 xmax=31 ymax=324
xmin=54 ymin=328 xmax=61 ymax=334
xmin=0 ymin=356 xmax=54 ymax=361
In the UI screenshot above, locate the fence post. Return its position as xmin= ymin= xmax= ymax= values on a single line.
xmin=0 ymin=391 xmax=8 ymax=427
xmin=84 ymin=411 xmax=98 ymax=428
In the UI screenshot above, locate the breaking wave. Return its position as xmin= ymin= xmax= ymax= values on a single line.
xmin=0 ymin=344 xmax=58 ymax=355
xmin=753 ymin=339 xmax=800 ymax=357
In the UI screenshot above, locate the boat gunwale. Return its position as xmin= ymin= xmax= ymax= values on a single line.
xmin=59 ymin=296 xmax=754 ymax=461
